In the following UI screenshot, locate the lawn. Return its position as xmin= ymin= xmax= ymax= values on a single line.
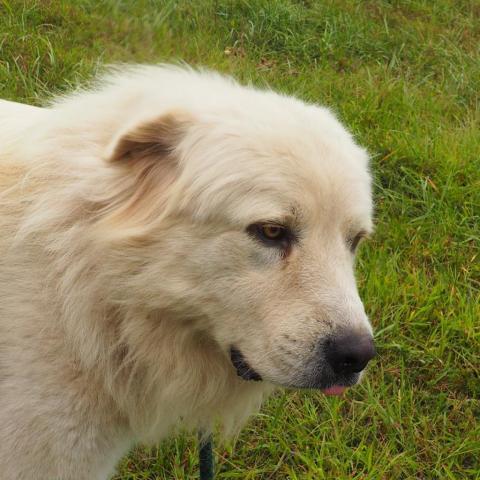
xmin=1 ymin=0 xmax=479 ymax=478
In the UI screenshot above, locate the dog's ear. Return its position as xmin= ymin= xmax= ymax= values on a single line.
xmin=106 ymin=110 xmax=190 ymax=164
xmin=100 ymin=111 xmax=191 ymax=234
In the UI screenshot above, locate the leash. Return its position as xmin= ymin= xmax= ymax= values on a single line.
xmin=198 ymin=431 xmax=215 ymax=480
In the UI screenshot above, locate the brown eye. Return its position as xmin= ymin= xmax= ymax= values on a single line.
xmin=350 ymin=231 xmax=367 ymax=253
xmin=246 ymin=222 xmax=294 ymax=249
xmin=261 ymin=224 xmax=283 ymax=239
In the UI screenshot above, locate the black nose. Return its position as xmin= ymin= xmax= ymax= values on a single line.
xmin=326 ymin=333 xmax=376 ymax=374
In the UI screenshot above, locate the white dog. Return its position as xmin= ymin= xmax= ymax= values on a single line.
xmin=0 ymin=65 xmax=375 ymax=479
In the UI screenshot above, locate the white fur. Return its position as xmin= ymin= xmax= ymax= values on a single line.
xmin=0 ymin=65 xmax=373 ymax=479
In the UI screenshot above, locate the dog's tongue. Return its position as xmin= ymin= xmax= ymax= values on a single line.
xmin=321 ymin=385 xmax=347 ymax=396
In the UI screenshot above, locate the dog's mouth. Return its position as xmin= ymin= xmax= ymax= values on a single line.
xmin=229 ymin=347 xmax=262 ymax=382
xmin=229 ymin=347 xmax=356 ymax=395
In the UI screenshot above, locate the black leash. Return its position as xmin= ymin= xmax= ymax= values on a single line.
xmin=198 ymin=432 xmax=215 ymax=480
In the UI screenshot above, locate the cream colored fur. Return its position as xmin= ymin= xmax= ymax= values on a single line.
xmin=0 ymin=65 xmax=373 ymax=479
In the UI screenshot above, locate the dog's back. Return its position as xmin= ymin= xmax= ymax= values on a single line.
xmin=0 ymin=100 xmax=48 ymax=194
xmin=0 ymin=99 xmax=47 ymax=146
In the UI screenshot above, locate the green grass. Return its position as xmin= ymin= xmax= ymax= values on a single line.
xmin=1 ymin=0 xmax=479 ymax=478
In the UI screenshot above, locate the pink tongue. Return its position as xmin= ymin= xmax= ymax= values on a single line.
xmin=322 ymin=385 xmax=347 ymax=396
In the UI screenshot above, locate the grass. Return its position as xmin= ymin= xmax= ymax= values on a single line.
xmin=1 ymin=0 xmax=479 ymax=478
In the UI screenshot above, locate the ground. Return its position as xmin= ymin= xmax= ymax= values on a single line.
xmin=1 ymin=1 xmax=479 ymax=478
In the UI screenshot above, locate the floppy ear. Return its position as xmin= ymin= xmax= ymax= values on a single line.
xmin=106 ymin=110 xmax=190 ymax=164
xmin=100 ymin=111 xmax=191 ymax=232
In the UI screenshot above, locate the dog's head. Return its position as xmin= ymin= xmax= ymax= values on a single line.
xmin=101 ymin=71 xmax=375 ymax=394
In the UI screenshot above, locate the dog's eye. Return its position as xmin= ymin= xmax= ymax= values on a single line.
xmin=350 ymin=231 xmax=367 ymax=253
xmin=261 ymin=224 xmax=284 ymax=240
xmin=247 ymin=222 xmax=292 ymax=249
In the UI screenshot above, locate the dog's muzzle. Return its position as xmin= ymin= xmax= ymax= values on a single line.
xmin=229 ymin=347 xmax=262 ymax=382
xmin=296 ymin=331 xmax=376 ymax=392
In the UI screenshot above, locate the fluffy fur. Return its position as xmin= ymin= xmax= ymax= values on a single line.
xmin=0 ymin=65 xmax=373 ymax=479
